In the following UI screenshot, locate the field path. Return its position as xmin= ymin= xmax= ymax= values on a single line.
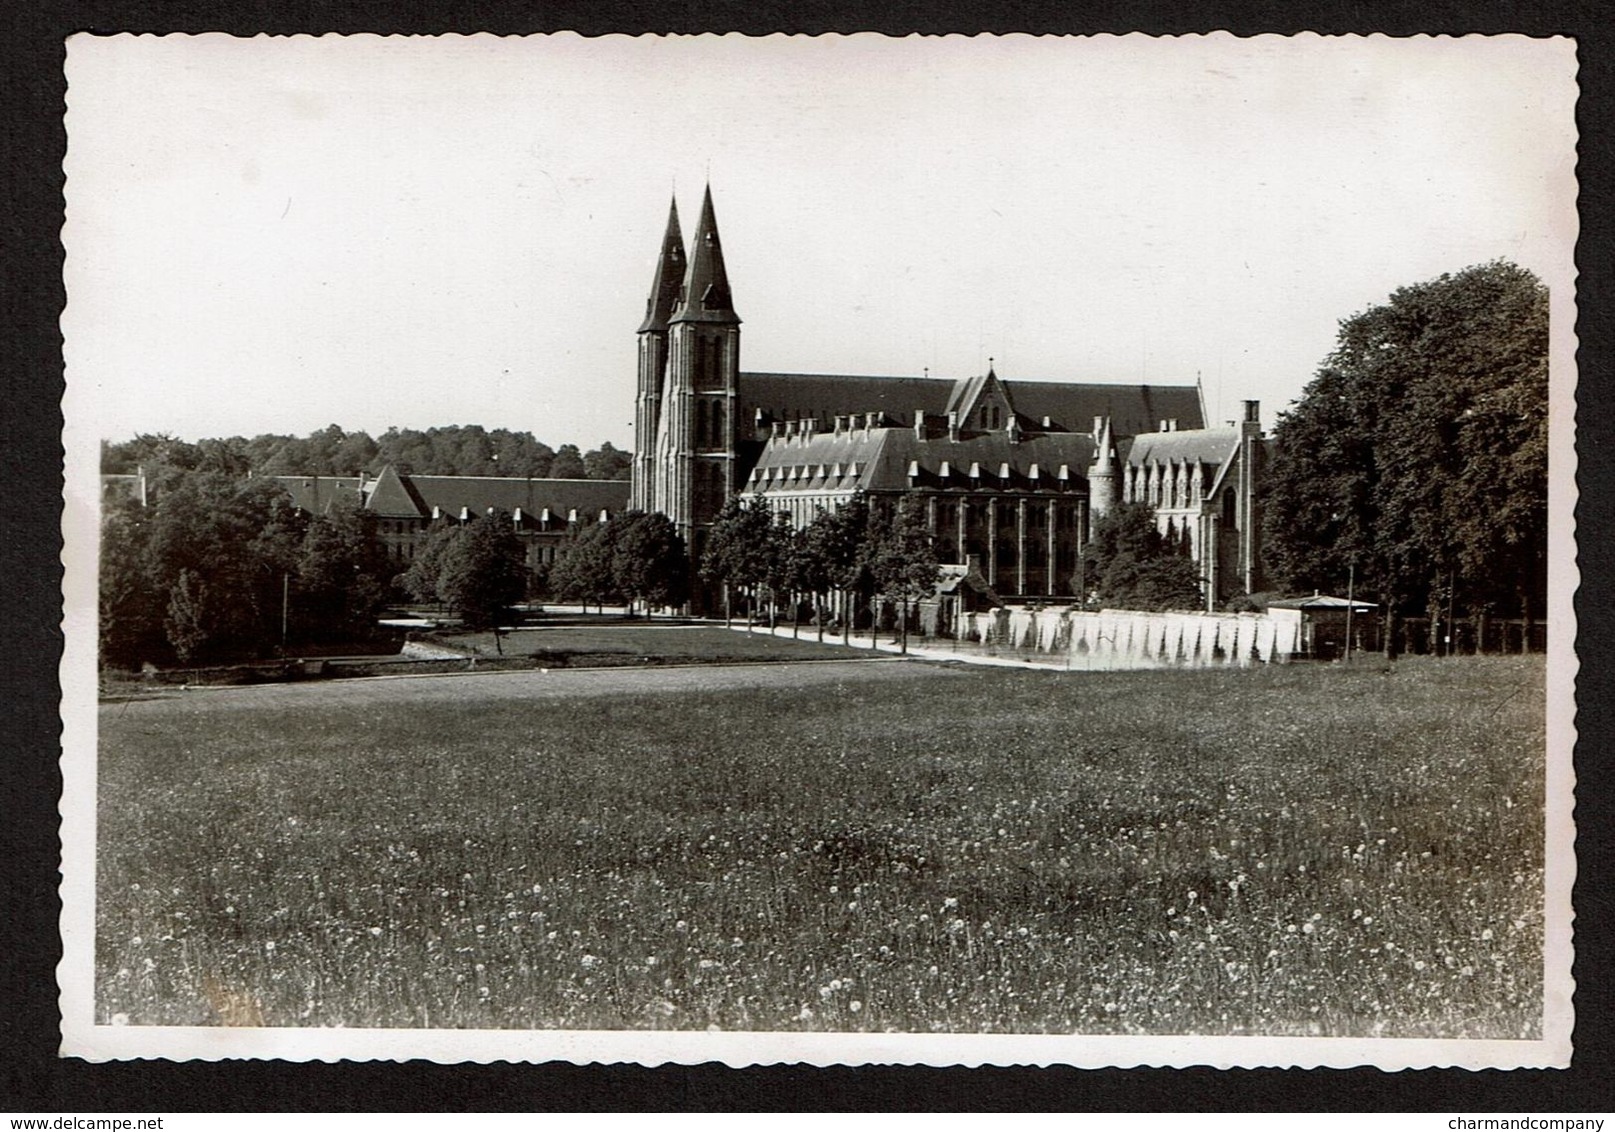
xmin=100 ymin=657 xmax=956 ymax=717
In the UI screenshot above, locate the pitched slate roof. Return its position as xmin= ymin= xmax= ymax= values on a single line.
xmin=1124 ymin=426 xmax=1241 ymax=470
xmin=737 ymin=373 xmax=952 ymax=435
xmin=276 ymin=469 xmax=630 ymax=525
xmin=404 ymin=475 xmax=629 ymax=523
xmin=744 ymin=426 xmax=1098 ymax=495
xmin=274 ymin=475 xmax=368 ymax=515
xmin=362 ymin=464 xmax=426 ymax=518
xmin=736 ymin=372 xmax=1204 ymax=440
xmin=1004 ymin=381 xmax=1203 ymax=436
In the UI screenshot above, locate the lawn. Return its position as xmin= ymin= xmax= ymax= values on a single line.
xmin=440 ymin=622 xmax=880 ymax=665
xmin=96 ymin=655 xmax=1545 ymax=1037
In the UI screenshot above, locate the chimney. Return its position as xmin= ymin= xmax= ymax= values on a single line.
xmin=1159 ymin=420 xmax=1169 ymax=432
xmin=914 ymin=409 xmax=927 ymax=440
xmin=1042 ymin=416 xmax=1052 ymax=429
xmin=804 ymin=417 xmax=817 ymax=438
xmin=834 ymin=415 xmax=845 ymax=435
xmin=1006 ymin=416 xmax=1022 ymax=444
xmin=1168 ymin=419 xmax=1178 ymax=431
xmin=1244 ymin=399 xmax=1261 ymax=424
xmin=948 ymin=411 xmax=960 ymax=442
xmin=771 ymin=421 xmax=783 ymax=439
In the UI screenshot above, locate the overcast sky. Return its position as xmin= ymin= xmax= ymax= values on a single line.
xmin=63 ymin=33 xmax=1577 ymax=449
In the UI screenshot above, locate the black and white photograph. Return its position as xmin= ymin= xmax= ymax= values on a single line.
xmin=58 ymin=32 xmax=1578 ymax=1067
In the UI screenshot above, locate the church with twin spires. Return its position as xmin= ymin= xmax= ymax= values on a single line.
xmin=630 ymin=187 xmax=1265 ymax=611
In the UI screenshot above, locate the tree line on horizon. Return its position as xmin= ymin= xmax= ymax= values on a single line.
xmin=101 ymin=424 xmax=632 ymax=487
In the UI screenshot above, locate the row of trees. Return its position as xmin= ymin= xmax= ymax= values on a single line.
xmin=102 ymin=425 xmax=632 ymax=488
xmin=546 ymin=511 xmax=691 ymax=616
xmin=101 ymin=476 xmax=395 ymax=667
xmin=697 ymin=494 xmax=942 ymax=650
xmin=693 ymin=493 xmax=1204 ymax=638
xmin=102 ymin=479 xmax=544 ymax=666
xmin=1262 ymin=260 xmax=1548 ymax=639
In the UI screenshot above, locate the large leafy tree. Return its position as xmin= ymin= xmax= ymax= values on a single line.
xmin=435 ymin=512 xmax=528 ymax=629
xmin=113 ymin=473 xmax=305 ymax=665
xmin=99 ymin=495 xmax=164 ymax=667
xmin=1263 ymin=260 xmax=1548 ymax=640
xmin=295 ymin=498 xmax=391 ymax=640
xmin=399 ymin=520 xmax=459 ymax=606
xmin=867 ymin=495 xmax=942 ymax=652
xmin=549 ymin=518 xmax=621 ymax=612
xmin=699 ymin=495 xmax=778 ymax=627
xmin=1082 ymin=501 xmax=1203 ymax=611
xmin=797 ymin=493 xmax=876 ymax=642
xmin=609 ymin=510 xmax=689 ymax=614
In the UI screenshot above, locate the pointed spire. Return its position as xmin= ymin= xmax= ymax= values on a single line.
xmin=638 ymin=196 xmax=687 ymax=333
xmin=671 ymin=185 xmax=740 ymax=325
xmin=1091 ymin=417 xmax=1115 ymax=472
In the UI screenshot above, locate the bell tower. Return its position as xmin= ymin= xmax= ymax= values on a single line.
xmin=631 ymin=197 xmax=686 ymax=513
xmin=653 ymin=185 xmax=741 ymax=566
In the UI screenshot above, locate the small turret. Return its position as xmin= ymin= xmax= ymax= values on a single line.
xmin=1087 ymin=416 xmax=1118 ymax=520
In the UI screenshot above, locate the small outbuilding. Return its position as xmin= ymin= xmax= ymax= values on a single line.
xmin=1263 ymin=593 xmax=1379 ymax=659
xmin=919 ymin=562 xmax=1002 ymax=638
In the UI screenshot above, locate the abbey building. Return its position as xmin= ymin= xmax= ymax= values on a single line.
xmin=630 ymin=188 xmax=1265 ymax=610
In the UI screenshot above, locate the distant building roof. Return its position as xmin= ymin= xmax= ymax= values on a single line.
xmin=737 ymin=372 xmax=1204 ymax=439
xmin=274 ymin=468 xmax=630 ymax=523
xmin=745 ymin=426 xmax=1097 ymax=494
xmin=1125 ymin=425 xmax=1241 ymax=469
xmin=275 ymin=474 xmax=368 ymax=515
xmin=399 ymin=475 xmax=629 ymax=522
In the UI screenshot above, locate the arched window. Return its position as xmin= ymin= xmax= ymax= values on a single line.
xmin=711 ymin=399 xmax=726 ymax=448
xmin=696 ymin=400 xmax=710 ymax=448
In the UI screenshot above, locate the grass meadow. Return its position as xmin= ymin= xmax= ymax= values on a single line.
xmin=443 ymin=623 xmax=882 ymax=665
xmin=96 ymin=654 xmax=1545 ymax=1036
